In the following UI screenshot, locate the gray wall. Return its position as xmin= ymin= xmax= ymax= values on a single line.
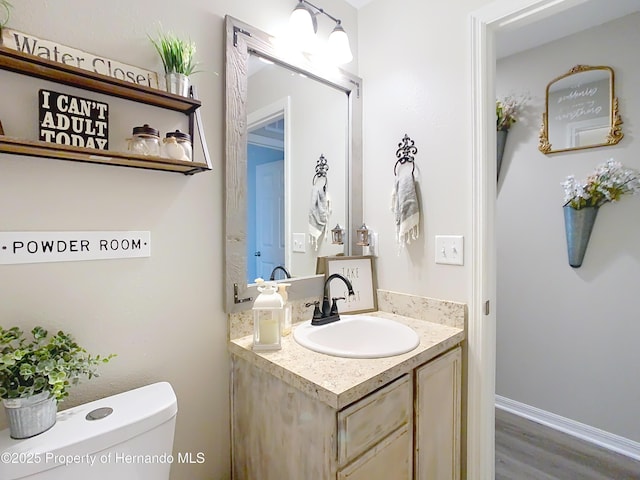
xmin=0 ymin=1 xmax=357 ymax=478
xmin=496 ymin=13 xmax=640 ymax=442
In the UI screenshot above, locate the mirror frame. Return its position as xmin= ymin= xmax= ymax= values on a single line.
xmin=539 ymin=65 xmax=623 ymax=154
xmin=224 ymin=16 xmax=363 ymax=314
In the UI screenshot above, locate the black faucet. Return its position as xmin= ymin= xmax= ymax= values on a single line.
xmin=269 ymin=265 xmax=291 ymax=281
xmin=308 ymin=273 xmax=355 ymax=326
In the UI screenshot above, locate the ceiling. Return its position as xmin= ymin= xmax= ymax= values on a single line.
xmin=343 ymin=0 xmax=640 ymax=59
xmin=496 ymin=0 xmax=640 ymax=58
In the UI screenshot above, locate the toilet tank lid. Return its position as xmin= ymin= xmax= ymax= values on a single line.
xmin=0 ymin=381 xmax=177 ymax=479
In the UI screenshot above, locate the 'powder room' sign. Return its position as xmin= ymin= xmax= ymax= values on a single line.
xmin=0 ymin=231 xmax=151 ymax=265
xmin=1 ymin=28 xmax=159 ymax=89
xmin=39 ymin=89 xmax=109 ymax=150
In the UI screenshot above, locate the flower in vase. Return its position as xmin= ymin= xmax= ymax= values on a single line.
xmin=562 ymin=159 xmax=640 ymax=210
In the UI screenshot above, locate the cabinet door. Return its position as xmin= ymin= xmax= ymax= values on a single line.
xmin=338 ymin=374 xmax=412 ymax=466
xmin=337 ymin=424 xmax=412 ymax=480
xmin=415 ymin=346 xmax=462 ymax=480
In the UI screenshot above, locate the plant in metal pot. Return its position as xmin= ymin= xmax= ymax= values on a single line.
xmin=496 ymin=93 xmax=529 ymax=180
xmin=149 ymin=27 xmax=199 ymax=97
xmin=561 ymin=159 xmax=640 ymax=267
xmin=0 ymin=326 xmax=115 ymax=438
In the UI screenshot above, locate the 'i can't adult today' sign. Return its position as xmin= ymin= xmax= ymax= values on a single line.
xmin=39 ymin=89 xmax=109 ymax=150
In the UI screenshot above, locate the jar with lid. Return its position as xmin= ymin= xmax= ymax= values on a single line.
xmin=127 ymin=124 xmax=160 ymax=156
xmin=164 ymin=129 xmax=192 ymax=161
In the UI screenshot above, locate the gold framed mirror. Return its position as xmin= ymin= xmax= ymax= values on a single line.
xmin=539 ymin=65 xmax=623 ymax=154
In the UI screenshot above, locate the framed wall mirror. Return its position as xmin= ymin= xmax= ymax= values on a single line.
xmin=539 ymin=65 xmax=623 ymax=154
xmin=225 ymin=16 xmax=363 ymax=313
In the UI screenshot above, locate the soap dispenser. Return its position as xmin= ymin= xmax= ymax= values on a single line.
xmin=277 ymin=283 xmax=292 ymax=336
xmin=252 ymin=278 xmax=284 ymax=351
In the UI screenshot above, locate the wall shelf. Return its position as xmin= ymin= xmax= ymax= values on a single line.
xmin=0 ymin=136 xmax=209 ymax=174
xmin=0 ymin=45 xmax=211 ymax=174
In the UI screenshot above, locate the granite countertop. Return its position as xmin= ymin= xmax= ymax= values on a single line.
xmin=228 ymin=311 xmax=465 ymax=410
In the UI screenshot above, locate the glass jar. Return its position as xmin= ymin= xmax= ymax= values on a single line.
xmin=128 ymin=124 xmax=160 ymax=156
xmin=165 ymin=129 xmax=192 ymax=161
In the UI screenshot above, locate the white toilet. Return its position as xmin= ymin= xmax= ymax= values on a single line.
xmin=0 ymin=382 xmax=178 ymax=480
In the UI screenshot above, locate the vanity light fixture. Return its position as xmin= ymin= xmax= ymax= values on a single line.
xmin=356 ymin=223 xmax=370 ymax=247
xmin=331 ymin=224 xmax=345 ymax=245
xmin=288 ymin=0 xmax=353 ymax=64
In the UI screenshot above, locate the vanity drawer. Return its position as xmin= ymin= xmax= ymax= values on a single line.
xmin=337 ymin=374 xmax=412 ymax=465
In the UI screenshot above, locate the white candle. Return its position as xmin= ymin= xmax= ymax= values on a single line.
xmin=259 ymin=315 xmax=280 ymax=345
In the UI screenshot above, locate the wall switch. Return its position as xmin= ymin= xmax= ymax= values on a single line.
xmin=293 ymin=233 xmax=306 ymax=253
xmin=435 ymin=235 xmax=464 ymax=265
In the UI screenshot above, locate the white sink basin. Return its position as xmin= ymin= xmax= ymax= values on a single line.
xmin=293 ymin=315 xmax=420 ymax=359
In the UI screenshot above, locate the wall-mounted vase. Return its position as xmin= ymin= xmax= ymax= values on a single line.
xmin=497 ymin=129 xmax=508 ymax=181
xmin=563 ymin=205 xmax=598 ymax=268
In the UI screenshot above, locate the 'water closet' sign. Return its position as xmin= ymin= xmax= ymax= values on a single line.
xmin=39 ymin=89 xmax=109 ymax=149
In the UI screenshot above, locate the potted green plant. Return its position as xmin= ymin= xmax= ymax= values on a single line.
xmin=561 ymin=159 xmax=640 ymax=267
xmin=0 ymin=0 xmax=12 ymax=37
xmin=149 ymin=28 xmax=199 ymax=97
xmin=0 ymin=326 xmax=115 ymax=438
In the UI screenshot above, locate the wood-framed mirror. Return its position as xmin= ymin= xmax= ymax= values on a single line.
xmin=224 ymin=16 xmax=363 ymax=314
xmin=538 ymin=65 xmax=623 ymax=154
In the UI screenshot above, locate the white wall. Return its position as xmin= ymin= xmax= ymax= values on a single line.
xmin=358 ymin=0 xmax=492 ymax=303
xmin=0 ymin=1 xmax=357 ymax=479
xmin=496 ymin=13 xmax=640 ymax=442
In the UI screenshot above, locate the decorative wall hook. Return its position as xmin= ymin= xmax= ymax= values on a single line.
xmin=313 ymin=154 xmax=329 ymax=190
xmin=394 ymin=134 xmax=418 ymax=176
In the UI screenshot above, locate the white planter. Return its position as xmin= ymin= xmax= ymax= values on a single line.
xmin=165 ymin=72 xmax=190 ymax=97
xmin=3 ymin=391 xmax=57 ymax=439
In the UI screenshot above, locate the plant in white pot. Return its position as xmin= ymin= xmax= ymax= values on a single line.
xmin=149 ymin=28 xmax=199 ymax=97
xmin=0 ymin=0 xmax=11 ymax=33
xmin=0 ymin=326 xmax=115 ymax=438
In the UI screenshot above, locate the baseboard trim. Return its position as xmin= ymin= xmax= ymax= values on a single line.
xmin=495 ymin=395 xmax=640 ymax=462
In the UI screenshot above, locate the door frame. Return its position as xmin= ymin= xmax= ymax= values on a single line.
xmin=468 ymin=0 xmax=580 ymax=477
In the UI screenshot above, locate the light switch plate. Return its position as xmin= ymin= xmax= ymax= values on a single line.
xmin=293 ymin=233 xmax=306 ymax=253
xmin=435 ymin=235 xmax=464 ymax=265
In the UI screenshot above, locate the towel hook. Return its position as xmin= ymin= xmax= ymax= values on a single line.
xmin=394 ymin=134 xmax=418 ymax=176
xmin=312 ymin=154 xmax=329 ymax=190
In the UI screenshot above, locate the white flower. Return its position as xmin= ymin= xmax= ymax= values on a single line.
xmin=562 ymin=159 xmax=640 ymax=209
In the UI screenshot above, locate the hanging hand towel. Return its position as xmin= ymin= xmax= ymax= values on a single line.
xmin=309 ymin=183 xmax=330 ymax=250
xmin=391 ymin=166 xmax=420 ymax=248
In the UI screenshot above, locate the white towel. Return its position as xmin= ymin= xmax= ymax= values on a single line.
xmin=391 ymin=166 xmax=420 ymax=248
xmin=309 ymin=183 xmax=330 ymax=250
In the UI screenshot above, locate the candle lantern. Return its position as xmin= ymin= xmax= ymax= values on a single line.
xmin=331 ymin=223 xmax=345 ymax=245
xmin=252 ymin=279 xmax=284 ymax=351
xmin=356 ymin=223 xmax=370 ymax=246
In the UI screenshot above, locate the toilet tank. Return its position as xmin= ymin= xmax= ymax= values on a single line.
xmin=0 ymin=382 xmax=178 ymax=480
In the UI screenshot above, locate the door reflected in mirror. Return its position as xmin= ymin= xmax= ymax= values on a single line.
xmin=246 ymin=54 xmax=348 ymax=283
xmin=539 ymin=65 xmax=623 ymax=154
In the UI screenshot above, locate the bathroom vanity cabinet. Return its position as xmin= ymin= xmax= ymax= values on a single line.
xmin=230 ymin=314 xmax=463 ymax=480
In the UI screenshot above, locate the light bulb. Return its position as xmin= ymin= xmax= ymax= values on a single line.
xmin=289 ymin=2 xmax=316 ymax=48
xmin=328 ymin=22 xmax=353 ymax=65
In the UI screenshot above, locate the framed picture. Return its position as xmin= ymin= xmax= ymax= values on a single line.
xmin=325 ymin=255 xmax=377 ymax=314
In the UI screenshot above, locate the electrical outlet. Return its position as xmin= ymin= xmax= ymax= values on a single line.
xmin=293 ymin=233 xmax=306 ymax=253
xmin=435 ymin=235 xmax=464 ymax=265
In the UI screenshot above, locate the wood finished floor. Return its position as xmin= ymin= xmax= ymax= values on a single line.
xmin=495 ymin=408 xmax=640 ymax=480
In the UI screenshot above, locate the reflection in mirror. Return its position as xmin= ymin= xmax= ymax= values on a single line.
xmin=225 ymin=16 xmax=363 ymax=313
xmin=539 ymin=65 xmax=623 ymax=154
xmin=246 ymin=55 xmax=348 ymax=283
